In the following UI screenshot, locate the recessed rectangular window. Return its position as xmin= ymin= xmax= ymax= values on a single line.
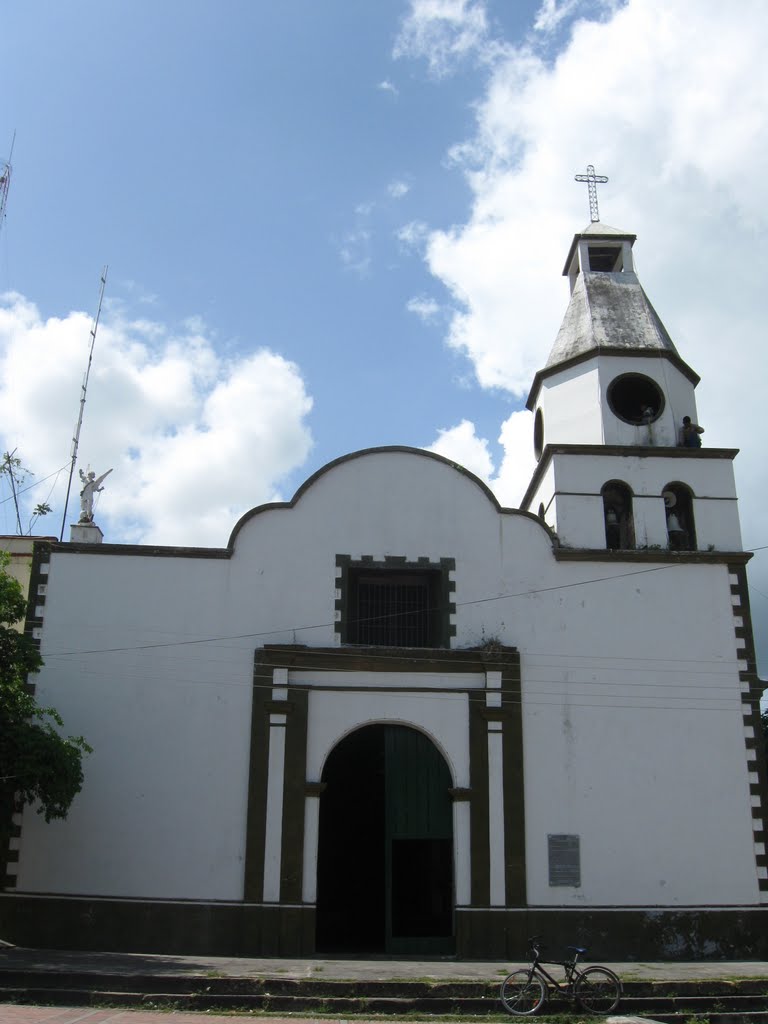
xmin=335 ymin=556 xmax=455 ymax=649
xmin=350 ymin=569 xmax=439 ymax=647
xmin=548 ymin=834 xmax=581 ymax=887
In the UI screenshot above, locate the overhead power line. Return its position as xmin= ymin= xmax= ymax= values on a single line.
xmin=39 ymin=555 xmax=766 ymax=664
xmin=31 ymin=658 xmax=753 ymax=714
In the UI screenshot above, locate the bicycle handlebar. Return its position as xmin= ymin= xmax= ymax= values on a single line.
xmin=526 ymin=936 xmax=588 ymax=960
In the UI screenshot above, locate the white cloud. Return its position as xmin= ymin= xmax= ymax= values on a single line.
xmin=489 ymin=410 xmax=537 ymax=508
xmin=0 ymin=294 xmax=313 ymax=546
xmin=406 ymin=295 xmax=442 ymax=322
xmin=378 ymin=79 xmax=399 ymax=96
xmin=400 ymin=0 xmax=768 ymax=667
xmin=533 ymin=0 xmax=605 ymax=34
xmin=114 ymin=279 xmax=158 ymax=306
xmin=396 ymin=220 xmax=430 ymax=249
xmin=533 ymin=0 xmax=574 ymax=32
xmin=426 ymin=411 xmax=537 ymax=512
xmin=393 ymin=0 xmax=498 ymax=76
xmin=426 ymin=411 xmax=536 ymax=508
xmin=427 ymin=419 xmax=494 ymax=481
xmin=412 ymin=0 xmax=768 ymax=396
xmin=337 ymin=201 xmax=377 ymax=276
xmin=337 ymin=228 xmax=372 ymax=277
xmin=387 ymin=180 xmax=411 ymax=199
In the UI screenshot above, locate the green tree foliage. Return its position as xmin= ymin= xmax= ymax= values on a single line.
xmin=0 ymin=556 xmax=90 ymax=855
xmin=1 ymin=451 xmax=52 ymax=535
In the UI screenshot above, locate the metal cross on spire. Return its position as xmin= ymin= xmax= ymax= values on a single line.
xmin=574 ymin=164 xmax=608 ymax=223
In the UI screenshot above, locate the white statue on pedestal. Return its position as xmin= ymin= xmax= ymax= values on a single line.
xmin=79 ymin=466 xmax=112 ymax=523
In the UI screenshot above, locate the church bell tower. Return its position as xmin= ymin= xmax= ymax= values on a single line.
xmin=520 ymin=178 xmax=742 ymax=555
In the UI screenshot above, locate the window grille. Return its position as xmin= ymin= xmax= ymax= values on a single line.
xmin=335 ymin=556 xmax=455 ymax=648
xmin=350 ymin=571 xmax=437 ymax=647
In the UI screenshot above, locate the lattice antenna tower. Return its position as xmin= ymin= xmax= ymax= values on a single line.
xmin=59 ymin=266 xmax=109 ymax=540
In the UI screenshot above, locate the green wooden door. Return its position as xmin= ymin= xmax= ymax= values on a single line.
xmin=384 ymin=726 xmax=454 ymax=953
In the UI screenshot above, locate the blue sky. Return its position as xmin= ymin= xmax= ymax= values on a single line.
xmin=0 ymin=0 xmax=520 ymax=467
xmin=1 ymin=0 xmax=768 ymax=671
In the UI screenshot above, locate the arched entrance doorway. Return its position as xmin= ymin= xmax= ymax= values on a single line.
xmin=315 ymin=723 xmax=454 ymax=954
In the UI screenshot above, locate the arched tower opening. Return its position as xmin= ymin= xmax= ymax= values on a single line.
xmin=664 ymin=483 xmax=697 ymax=551
xmin=601 ymin=480 xmax=635 ymax=550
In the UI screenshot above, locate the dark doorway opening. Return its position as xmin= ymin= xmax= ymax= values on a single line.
xmin=315 ymin=723 xmax=454 ymax=955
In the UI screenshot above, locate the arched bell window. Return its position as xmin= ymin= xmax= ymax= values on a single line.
xmin=663 ymin=483 xmax=697 ymax=551
xmin=601 ymin=481 xmax=635 ymax=550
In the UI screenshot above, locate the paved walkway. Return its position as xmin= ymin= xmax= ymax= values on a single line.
xmin=0 ymin=1008 xmax=709 ymax=1024
xmin=2 ymin=1011 xmax=392 ymax=1023
xmin=1 ymin=945 xmax=768 ymax=982
xmin=1 ymin=947 xmax=767 ymax=1024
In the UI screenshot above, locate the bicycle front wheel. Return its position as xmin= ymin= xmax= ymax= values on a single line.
xmin=500 ymin=970 xmax=547 ymax=1015
xmin=575 ymin=966 xmax=621 ymax=1014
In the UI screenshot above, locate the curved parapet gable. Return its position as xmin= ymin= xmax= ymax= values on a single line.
xmin=227 ymin=445 xmax=555 ymax=551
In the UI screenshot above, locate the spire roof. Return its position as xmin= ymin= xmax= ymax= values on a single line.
xmin=545 ymin=271 xmax=679 ymax=367
xmin=526 ymin=223 xmax=699 ymax=410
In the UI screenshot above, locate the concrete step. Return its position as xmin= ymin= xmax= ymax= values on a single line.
xmin=1 ymin=971 xmax=767 ymax=1016
xmin=648 ymin=1018 xmax=768 ymax=1024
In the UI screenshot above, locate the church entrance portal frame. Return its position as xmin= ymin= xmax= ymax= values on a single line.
xmin=244 ymin=644 xmax=526 ymax=957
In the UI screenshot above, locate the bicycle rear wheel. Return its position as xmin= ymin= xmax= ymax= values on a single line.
xmin=500 ymin=970 xmax=547 ymax=1015
xmin=575 ymin=966 xmax=621 ymax=1013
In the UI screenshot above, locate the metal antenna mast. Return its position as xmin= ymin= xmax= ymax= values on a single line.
xmin=59 ymin=266 xmax=109 ymax=541
xmin=0 ymin=132 xmax=15 ymax=240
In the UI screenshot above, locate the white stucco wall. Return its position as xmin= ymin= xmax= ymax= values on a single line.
xmin=550 ymin=451 xmax=742 ymax=550
xmin=524 ymin=463 xmax=557 ymax=532
xmin=19 ymin=554 xmax=254 ymax=900
xmin=515 ymin=561 xmax=757 ymax=906
xmin=535 ymin=356 xmax=699 ymax=450
xmin=598 ymin=356 xmax=698 ymax=448
xmin=16 ymin=448 xmax=760 ymax=910
xmin=536 ymin=361 xmax=602 ymax=447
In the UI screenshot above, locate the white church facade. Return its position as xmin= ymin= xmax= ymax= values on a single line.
xmin=1 ymin=221 xmax=766 ymax=958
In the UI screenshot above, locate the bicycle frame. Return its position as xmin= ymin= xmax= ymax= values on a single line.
xmin=527 ymin=945 xmax=584 ymax=998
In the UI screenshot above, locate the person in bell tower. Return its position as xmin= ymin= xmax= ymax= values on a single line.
xmin=679 ymin=416 xmax=704 ymax=448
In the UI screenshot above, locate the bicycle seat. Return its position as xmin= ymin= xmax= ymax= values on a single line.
xmin=567 ymin=945 xmax=587 ymax=954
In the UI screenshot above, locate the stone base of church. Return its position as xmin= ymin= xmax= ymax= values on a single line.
xmin=455 ymin=907 xmax=768 ymax=959
xmin=0 ymin=895 xmax=315 ymax=957
xmin=2 ymin=894 xmax=768 ymax=959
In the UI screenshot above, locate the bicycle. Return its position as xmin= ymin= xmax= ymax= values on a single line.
xmin=500 ymin=936 xmax=622 ymax=1015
